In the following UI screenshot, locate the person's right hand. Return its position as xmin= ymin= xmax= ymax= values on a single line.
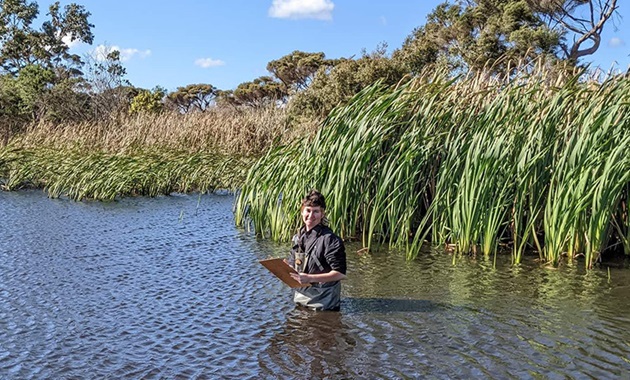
xmin=290 ymin=272 xmax=311 ymax=284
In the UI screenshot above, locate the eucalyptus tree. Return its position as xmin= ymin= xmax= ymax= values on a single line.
xmin=231 ymin=76 xmax=287 ymax=107
xmin=393 ymin=0 xmax=560 ymax=75
xmin=0 ymin=0 xmax=94 ymax=122
xmin=82 ymin=49 xmax=134 ymax=120
xmin=289 ymin=44 xmax=406 ymax=119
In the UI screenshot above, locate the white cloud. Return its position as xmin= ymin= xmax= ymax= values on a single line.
xmin=62 ymin=34 xmax=82 ymax=49
xmin=194 ymin=57 xmax=226 ymax=68
xmin=269 ymin=0 xmax=334 ymax=20
xmin=609 ymin=37 xmax=625 ymax=47
xmin=118 ymin=48 xmax=152 ymax=62
xmin=93 ymin=44 xmax=151 ymax=62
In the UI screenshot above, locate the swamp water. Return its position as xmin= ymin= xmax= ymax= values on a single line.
xmin=1 ymin=191 xmax=629 ymax=379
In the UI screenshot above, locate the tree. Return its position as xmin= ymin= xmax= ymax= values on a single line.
xmin=14 ymin=63 xmax=54 ymax=119
xmin=0 ymin=0 xmax=94 ymax=75
xmin=84 ymin=49 xmax=128 ymax=92
xmin=230 ymin=76 xmax=287 ymax=108
xmin=290 ymin=44 xmax=406 ymax=119
xmin=129 ymin=86 xmax=166 ymax=114
xmin=266 ymin=51 xmax=330 ymax=92
xmin=0 ymin=1 xmax=97 ymax=123
xmin=394 ymin=0 xmax=619 ymax=76
xmin=166 ymin=83 xmax=216 ymax=113
xmin=0 ymin=73 xmax=26 ymax=139
xmin=38 ymin=78 xmax=91 ymax=122
xmin=394 ymin=1 xmax=561 ymax=75
xmin=83 ymin=48 xmax=133 ymax=120
xmin=528 ymin=0 xmax=619 ymax=63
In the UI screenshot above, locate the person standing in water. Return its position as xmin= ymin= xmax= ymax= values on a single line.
xmin=288 ymin=190 xmax=347 ymax=311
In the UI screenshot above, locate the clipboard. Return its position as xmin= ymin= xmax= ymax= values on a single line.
xmin=259 ymin=258 xmax=310 ymax=288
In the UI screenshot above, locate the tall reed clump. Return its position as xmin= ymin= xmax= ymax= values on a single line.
xmin=543 ymin=77 xmax=630 ymax=266
xmin=613 ymin=183 xmax=630 ymax=256
xmin=1 ymin=105 xmax=313 ymax=200
xmin=0 ymin=146 xmax=252 ymax=200
xmin=236 ymin=77 xmax=452 ymax=246
xmin=235 ymin=70 xmax=630 ymax=268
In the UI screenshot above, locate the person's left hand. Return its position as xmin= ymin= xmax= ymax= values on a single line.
xmin=290 ymin=272 xmax=311 ymax=284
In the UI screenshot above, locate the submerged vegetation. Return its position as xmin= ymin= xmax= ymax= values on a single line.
xmin=235 ymin=68 xmax=630 ymax=268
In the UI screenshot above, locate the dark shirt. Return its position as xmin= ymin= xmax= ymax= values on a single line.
xmin=289 ymin=224 xmax=346 ymax=275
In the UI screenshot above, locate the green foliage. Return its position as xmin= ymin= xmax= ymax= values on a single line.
xmin=14 ymin=64 xmax=54 ymax=116
xmin=0 ymin=146 xmax=253 ymax=200
xmin=0 ymin=0 xmax=95 ymax=125
xmin=129 ymin=86 xmax=166 ymax=114
xmin=289 ymin=45 xmax=407 ymax=119
xmin=38 ymin=77 xmax=90 ymax=122
xmin=393 ymin=0 xmax=561 ymax=75
xmin=542 ymin=78 xmax=630 ymax=266
xmin=0 ymin=73 xmax=21 ymax=117
xmin=0 ymin=73 xmax=27 ymax=140
xmin=167 ymin=83 xmax=216 ymax=113
xmin=266 ymin=50 xmax=330 ymax=92
xmin=225 ymin=76 xmax=287 ymax=108
xmin=0 ymin=0 xmax=94 ymax=74
xmin=0 ymin=64 xmax=82 ymax=123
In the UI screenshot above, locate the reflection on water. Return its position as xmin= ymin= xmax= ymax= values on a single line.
xmin=1 ymin=190 xmax=629 ymax=379
xmin=261 ymin=309 xmax=357 ymax=379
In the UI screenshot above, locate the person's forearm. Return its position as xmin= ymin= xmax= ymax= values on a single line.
xmin=303 ymin=270 xmax=346 ymax=283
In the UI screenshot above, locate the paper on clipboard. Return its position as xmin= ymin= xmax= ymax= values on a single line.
xmin=259 ymin=258 xmax=310 ymax=288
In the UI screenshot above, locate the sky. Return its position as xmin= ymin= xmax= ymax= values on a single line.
xmin=43 ymin=0 xmax=630 ymax=92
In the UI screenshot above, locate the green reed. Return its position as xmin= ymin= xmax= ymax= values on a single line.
xmin=236 ymin=78 xmax=452 ymax=248
xmin=543 ymin=78 xmax=630 ymax=267
xmin=235 ymin=69 xmax=630 ymax=268
xmin=613 ymin=183 xmax=630 ymax=256
xmin=0 ymin=147 xmax=252 ymax=200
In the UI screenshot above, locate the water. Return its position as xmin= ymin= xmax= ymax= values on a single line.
xmin=1 ymin=191 xmax=630 ymax=379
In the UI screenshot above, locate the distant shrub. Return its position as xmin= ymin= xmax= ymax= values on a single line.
xmin=129 ymin=87 xmax=166 ymax=114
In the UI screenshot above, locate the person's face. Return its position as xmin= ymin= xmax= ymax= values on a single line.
xmin=302 ymin=205 xmax=323 ymax=231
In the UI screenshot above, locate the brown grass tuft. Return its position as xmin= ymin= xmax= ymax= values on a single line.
xmin=8 ymin=106 xmax=321 ymax=156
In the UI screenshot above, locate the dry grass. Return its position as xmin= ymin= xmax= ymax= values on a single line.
xmin=8 ymin=106 xmax=321 ymax=156
xmin=0 ymin=105 xmax=322 ymax=200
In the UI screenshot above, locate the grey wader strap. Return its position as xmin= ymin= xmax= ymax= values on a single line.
xmin=297 ymin=228 xmax=325 ymax=273
xmin=304 ymin=238 xmax=325 ymax=272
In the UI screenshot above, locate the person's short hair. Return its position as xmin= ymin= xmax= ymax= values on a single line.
xmin=301 ymin=190 xmax=326 ymax=209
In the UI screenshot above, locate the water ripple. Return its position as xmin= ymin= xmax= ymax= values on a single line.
xmin=1 ymin=191 xmax=629 ymax=378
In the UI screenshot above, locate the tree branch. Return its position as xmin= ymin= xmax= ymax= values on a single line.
xmin=569 ymin=0 xmax=618 ymax=61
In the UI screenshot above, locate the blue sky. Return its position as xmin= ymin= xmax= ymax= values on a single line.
xmin=47 ymin=0 xmax=630 ymax=92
